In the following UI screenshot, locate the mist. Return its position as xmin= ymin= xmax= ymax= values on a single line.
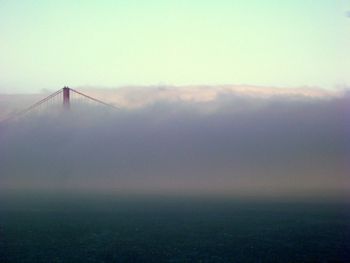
xmin=1 ymin=87 xmax=349 ymax=199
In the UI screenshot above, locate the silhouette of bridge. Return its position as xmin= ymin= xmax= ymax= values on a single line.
xmin=7 ymin=87 xmax=117 ymax=120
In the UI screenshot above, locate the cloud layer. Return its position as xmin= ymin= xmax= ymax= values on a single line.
xmin=0 ymin=86 xmax=349 ymax=198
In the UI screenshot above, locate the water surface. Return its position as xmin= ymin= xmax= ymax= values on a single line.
xmin=0 ymin=194 xmax=349 ymax=262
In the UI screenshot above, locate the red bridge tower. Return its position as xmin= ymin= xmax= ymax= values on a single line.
xmin=63 ymin=86 xmax=70 ymax=109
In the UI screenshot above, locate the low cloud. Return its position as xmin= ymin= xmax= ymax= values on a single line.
xmin=0 ymin=86 xmax=349 ymax=199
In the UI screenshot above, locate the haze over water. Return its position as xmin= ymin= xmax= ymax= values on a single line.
xmin=1 ymin=86 xmax=349 ymax=197
xmin=1 ymin=86 xmax=350 ymax=262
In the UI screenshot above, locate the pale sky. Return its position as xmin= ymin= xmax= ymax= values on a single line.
xmin=1 ymin=0 xmax=349 ymax=93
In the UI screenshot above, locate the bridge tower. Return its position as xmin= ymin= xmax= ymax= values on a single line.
xmin=63 ymin=86 xmax=70 ymax=110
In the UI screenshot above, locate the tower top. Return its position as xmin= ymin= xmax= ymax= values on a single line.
xmin=63 ymin=86 xmax=70 ymax=109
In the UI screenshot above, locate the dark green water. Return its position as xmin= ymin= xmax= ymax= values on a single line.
xmin=0 ymin=194 xmax=349 ymax=262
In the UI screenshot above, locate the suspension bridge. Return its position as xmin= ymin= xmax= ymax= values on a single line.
xmin=3 ymin=87 xmax=118 ymax=121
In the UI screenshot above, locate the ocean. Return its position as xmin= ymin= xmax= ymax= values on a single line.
xmin=0 ymin=194 xmax=349 ymax=262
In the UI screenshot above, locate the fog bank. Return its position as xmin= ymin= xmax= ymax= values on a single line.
xmin=0 ymin=87 xmax=349 ymax=198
